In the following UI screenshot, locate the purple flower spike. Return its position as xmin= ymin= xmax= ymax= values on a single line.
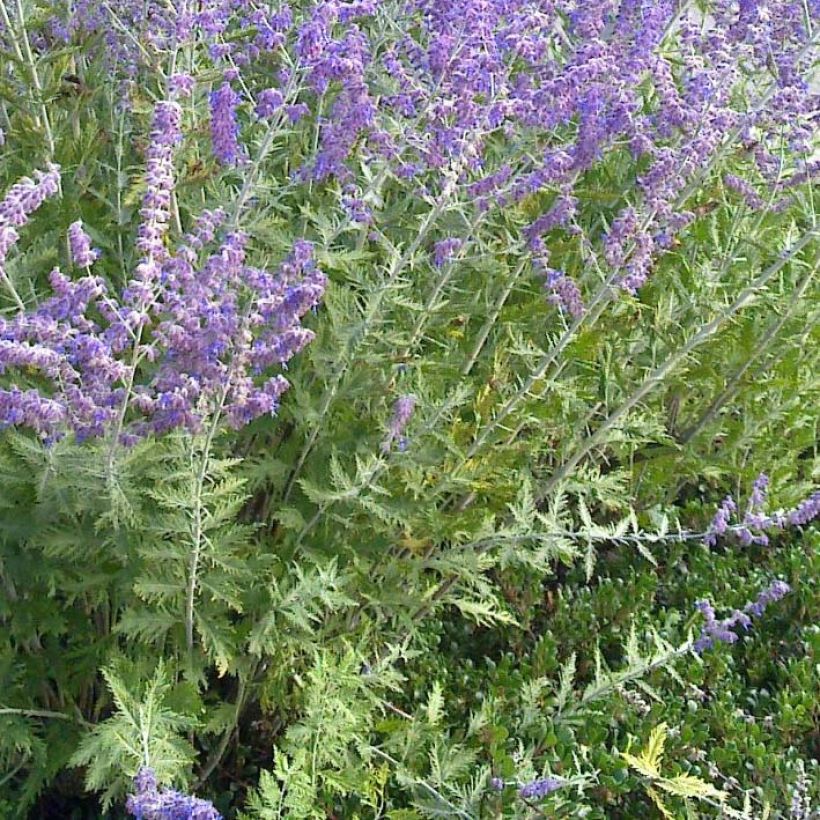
xmin=432 ymin=238 xmax=462 ymax=268
xmin=134 ymin=767 xmax=158 ymax=793
xmin=210 ymin=83 xmax=244 ymax=165
xmin=0 ymin=163 xmax=61 ymax=228
xmin=704 ymin=496 xmax=737 ymax=547
xmin=126 ymin=767 xmax=221 ymax=820
xmin=68 ymin=221 xmax=99 ymax=268
xmin=255 ymin=88 xmax=283 ymax=118
xmin=169 ymin=73 xmax=195 ymax=99
xmin=694 ymin=579 xmax=791 ymax=653
xmin=518 ymin=776 xmax=563 ymax=800
xmin=0 ymin=164 xmax=61 ymax=312
xmin=749 ymin=473 xmax=769 ymax=509
xmin=382 ymin=394 xmax=416 ymax=453
xmin=706 ymin=475 xmax=818 ymax=548
xmin=743 ymin=579 xmax=791 ymax=619
xmin=543 ymin=267 xmax=585 ymax=318
xmin=786 ymin=491 xmax=819 ymax=527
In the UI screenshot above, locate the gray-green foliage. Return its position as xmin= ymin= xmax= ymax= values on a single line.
xmin=71 ymin=662 xmax=197 ymax=809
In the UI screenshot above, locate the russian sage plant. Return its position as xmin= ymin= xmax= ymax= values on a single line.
xmin=0 ymin=0 xmax=817 ymax=816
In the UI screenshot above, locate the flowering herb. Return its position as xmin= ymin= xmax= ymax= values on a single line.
xmin=705 ymin=496 xmax=738 ymax=547
xmin=0 ymin=105 xmax=326 ymax=441
xmin=255 ymin=88 xmax=283 ymax=119
xmin=0 ymin=0 xmax=817 ymax=817
xmin=518 ymin=776 xmax=564 ymax=800
xmin=705 ymin=480 xmax=820 ymax=548
xmin=169 ymin=73 xmax=195 ymax=99
xmin=542 ymin=266 xmax=585 ymax=318
xmin=694 ymin=579 xmax=791 ymax=653
xmin=432 ymin=238 xmax=463 ymax=269
xmin=67 ymin=220 xmax=98 ymax=268
xmin=209 ymin=83 xmax=244 ymax=166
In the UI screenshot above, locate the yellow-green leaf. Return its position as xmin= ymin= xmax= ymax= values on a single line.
xmin=622 ymin=751 xmax=660 ymax=779
xmin=647 ymin=787 xmax=675 ymax=820
xmin=657 ymin=774 xmax=726 ymax=801
xmin=644 ymin=723 xmax=667 ymax=771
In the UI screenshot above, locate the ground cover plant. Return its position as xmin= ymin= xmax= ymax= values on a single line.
xmin=0 ymin=0 xmax=818 ymax=817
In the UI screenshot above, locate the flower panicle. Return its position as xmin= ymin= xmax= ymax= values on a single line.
xmin=126 ymin=767 xmax=222 ymax=820
xmin=704 ymin=474 xmax=818 ymax=548
xmin=694 ymin=579 xmax=791 ymax=653
xmin=0 ymin=116 xmax=325 ymax=443
xmin=382 ymin=394 xmax=416 ymax=453
xmin=68 ymin=220 xmax=99 ymax=268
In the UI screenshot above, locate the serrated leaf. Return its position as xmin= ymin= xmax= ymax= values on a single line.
xmin=657 ymin=774 xmax=725 ymax=801
xmin=622 ymin=751 xmax=660 ymax=780
xmin=647 ymin=786 xmax=675 ymax=820
xmin=426 ymin=681 xmax=444 ymax=726
xmin=556 ymin=652 xmax=576 ymax=711
xmin=633 ymin=537 xmax=658 ymax=567
xmin=643 ymin=723 xmax=667 ymax=772
xmin=584 ymin=536 xmax=596 ymax=581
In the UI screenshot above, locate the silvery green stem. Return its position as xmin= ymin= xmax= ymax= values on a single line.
xmin=0 ymin=707 xmax=82 ymax=722
xmin=230 ymin=70 xmax=301 ymax=226
xmin=538 ymin=229 xmax=818 ymax=500
xmin=461 ymin=256 xmax=529 ymax=376
xmin=0 ymin=269 xmax=26 ymax=311
xmin=282 ymin=175 xmax=460 ymax=502
xmin=0 ymin=0 xmax=55 ymax=157
xmin=106 ymin=328 xmax=146 ymax=481
xmin=184 ymin=396 xmax=226 ymax=661
xmin=680 ymin=263 xmax=818 ymax=445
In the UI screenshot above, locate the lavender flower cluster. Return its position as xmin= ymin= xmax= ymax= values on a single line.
xmin=209 ymin=83 xmax=245 ymax=166
xmin=704 ymin=474 xmax=820 ymax=547
xmin=491 ymin=774 xmax=564 ymax=801
xmin=694 ymin=579 xmax=791 ymax=653
xmin=0 ymin=101 xmax=326 ymax=442
xmin=38 ymin=0 xmax=818 ymax=318
xmin=518 ymin=776 xmax=564 ymax=800
xmin=126 ymin=768 xmax=221 ymax=820
xmin=381 ymin=394 xmax=416 ymax=453
xmin=68 ymin=220 xmax=99 ymax=268
xmin=789 ymin=760 xmax=813 ymax=820
xmin=0 ymin=163 xmax=61 ymax=293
